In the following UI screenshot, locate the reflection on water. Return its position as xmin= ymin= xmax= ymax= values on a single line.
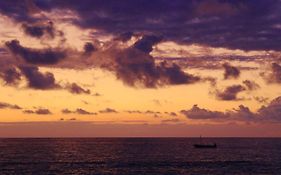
xmin=0 ymin=138 xmax=281 ymax=174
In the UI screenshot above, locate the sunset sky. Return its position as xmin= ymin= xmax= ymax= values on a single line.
xmin=0 ymin=0 xmax=281 ymax=137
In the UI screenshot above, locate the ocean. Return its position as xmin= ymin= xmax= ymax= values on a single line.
xmin=0 ymin=138 xmax=280 ymax=174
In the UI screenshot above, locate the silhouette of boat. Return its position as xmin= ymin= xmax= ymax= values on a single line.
xmin=193 ymin=135 xmax=217 ymax=149
xmin=193 ymin=143 xmax=217 ymax=148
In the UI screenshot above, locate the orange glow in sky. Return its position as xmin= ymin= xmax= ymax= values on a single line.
xmin=0 ymin=0 xmax=281 ymax=137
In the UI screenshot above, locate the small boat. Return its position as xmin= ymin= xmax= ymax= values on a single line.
xmin=193 ymin=135 xmax=217 ymax=149
xmin=193 ymin=143 xmax=217 ymax=148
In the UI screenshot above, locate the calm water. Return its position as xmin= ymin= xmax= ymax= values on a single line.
xmin=0 ymin=138 xmax=281 ymax=175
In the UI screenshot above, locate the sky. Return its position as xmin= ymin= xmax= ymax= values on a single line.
xmin=0 ymin=0 xmax=281 ymax=137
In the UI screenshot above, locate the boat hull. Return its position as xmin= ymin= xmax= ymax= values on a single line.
xmin=193 ymin=144 xmax=217 ymax=148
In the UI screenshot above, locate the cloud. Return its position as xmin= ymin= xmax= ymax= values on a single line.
xmin=36 ymin=108 xmax=52 ymax=115
xmin=211 ymin=80 xmax=260 ymax=101
xmin=254 ymin=96 xmax=269 ymax=104
xmin=23 ymin=110 xmax=35 ymax=114
xmin=76 ymin=108 xmax=96 ymax=115
xmin=3 ymin=35 xmax=200 ymax=88
xmin=99 ymin=108 xmax=118 ymax=113
xmin=125 ymin=110 xmax=171 ymax=116
xmin=0 ymin=67 xmax=21 ymax=85
xmin=181 ymin=104 xmax=226 ymax=120
xmin=23 ymin=108 xmax=52 ymax=115
xmin=223 ymin=63 xmax=240 ymax=79
xmin=92 ymin=92 xmax=101 ymax=96
xmin=215 ymin=84 xmax=245 ymax=101
xmin=114 ymin=32 xmax=134 ymax=42
xmin=0 ymin=1 xmax=35 ymax=22
xmin=0 ymin=66 xmax=92 ymax=94
xmin=0 ymin=102 xmax=21 ymax=110
xmin=202 ymin=77 xmax=217 ymax=87
xmin=62 ymin=108 xmax=72 ymax=114
xmin=231 ymin=105 xmax=257 ymax=122
xmin=20 ymin=0 xmax=281 ymax=51
xmin=270 ymin=63 xmax=281 ymax=83
xmin=181 ymin=96 xmax=281 ymax=122
xmin=132 ymin=35 xmax=162 ymax=53
xmin=258 ymin=97 xmax=281 ymax=121
xmin=107 ymin=44 xmax=200 ymax=88
xmin=1 ymin=1 xmax=280 ymax=94
xmin=22 ymin=21 xmax=56 ymax=39
xmin=180 ymin=104 xmax=255 ymax=122
xmin=125 ymin=110 xmax=142 ymax=114
xmin=153 ymin=114 xmax=162 ymax=118
xmin=242 ymin=80 xmax=260 ymax=90
xmin=66 ymin=83 xmax=91 ymax=95
xmin=161 ymin=119 xmax=182 ymax=123
xmin=19 ymin=66 xmax=60 ymax=89
xmin=62 ymin=108 xmax=97 ymax=115
xmin=5 ymin=40 xmax=66 ymax=65
xmin=262 ymin=63 xmax=281 ymax=84
xmin=195 ymin=0 xmax=238 ymax=16
xmin=83 ymin=42 xmax=96 ymax=55
xmin=169 ymin=112 xmax=177 ymax=117
xmin=145 ymin=110 xmax=161 ymax=115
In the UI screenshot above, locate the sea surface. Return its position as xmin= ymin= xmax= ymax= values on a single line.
xmin=0 ymin=138 xmax=280 ymax=175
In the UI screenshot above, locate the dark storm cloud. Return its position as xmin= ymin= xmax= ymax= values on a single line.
xmin=20 ymin=0 xmax=281 ymax=51
xmin=0 ymin=67 xmax=21 ymax=85
xmin=22 ymin=21 xmax=56 ymax=38
xmin=109 ymin=46 xmax=200 ymax=88
xmin=114 ymin=32 xmax=134 ymax=42
xmin=1 ymin=0 xmax=280 ymax=91
xmin=66 ymin=83 xmax=91 ymax=95
xmin=5 ymin=40 xmax=66 ymax=65
xmin=83 ymin=42 xmax=96 ymax=55
xmin=99 ymin=108 xmax=118 ymax=113
xmin=223 ymin=63 xmax=240 ymax=79
xmin=3 ymin=35 xmax=200 ymax=88
xmin=19 ymin=66 xmax=60 ymax=89
xmin=0 ymin=102 xmax=21 ymax=110
xmin=132 ymin=35 xmax=162 ymax=53
xmin=0 ymin=0 xmax=37 ymax=22
xmin=23 ymin=108 xmax=52 ymax=115
xmin=216 ymin=84 xmax=245 ymax=101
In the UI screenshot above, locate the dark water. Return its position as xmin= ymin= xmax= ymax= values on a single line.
xmin=0 ymin=138 xmax=281 ymax=175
